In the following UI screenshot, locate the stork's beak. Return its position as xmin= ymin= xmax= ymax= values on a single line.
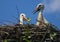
xmin=32 ymin=9 xmax=37 ymax=14
xmin=23 ymin=16 xmax=28 ymax=20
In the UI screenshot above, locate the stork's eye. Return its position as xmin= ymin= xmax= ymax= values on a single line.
xmin=39 ymin=5 xmax=41 ymax=6
xmin=22 ymin=15 xmax=23 ymax=16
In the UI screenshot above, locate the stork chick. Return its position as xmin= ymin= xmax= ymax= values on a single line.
xmin=20 ymin=13 xmax=28 ymax=25
xmin=33 ymin=3 xmax=49 ymax=26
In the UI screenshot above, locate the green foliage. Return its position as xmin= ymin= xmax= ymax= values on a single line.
xmin=50 ymin=32 xmax=57 ymax=40
xmin=21 ymin=26 xmax=32 ymax=42
xmin=27 ymin=18 xmax=31 ymax=24
xmin=4 ymin=39 xmax=8 ymax=42
xmin=22 ymin=36 xmax=31 ymax=42
xmin=49 ymin=25 xmax=58 ymax=40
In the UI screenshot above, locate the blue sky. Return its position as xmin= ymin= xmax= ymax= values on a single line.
xmin=0 ymin=0 xmax=60 ymax=29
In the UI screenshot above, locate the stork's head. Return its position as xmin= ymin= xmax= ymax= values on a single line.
xmin=20 ymin=13 xmax=27 ymax=20
xmin=37 ymin=3 xmax=44 ymax=8
xmin=37 ymin=3 xmax=44 ymax=11
xmin=33 ymin=3 xmax=44 ymax=14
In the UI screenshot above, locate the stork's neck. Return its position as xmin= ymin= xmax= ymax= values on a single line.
xmin=20 ymin=16 xmax=23 ymax=25
xmin=39 ymin=10 xmax=43 ymax=14
xmin=38 ymin=11 xmax=42 ymax=15
xmin=38 ymin=11 xmax=44 ymax=21
xmin=36 ymin=10 xmax=44 ymax=26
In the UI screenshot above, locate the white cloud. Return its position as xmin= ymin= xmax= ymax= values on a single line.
xmin=42 ymin=0 xmax=60 ymax=12
xmin=50 ymin=0 xmax=60 ymax=11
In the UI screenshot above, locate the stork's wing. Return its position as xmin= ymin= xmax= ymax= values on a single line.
xmin=43 ymin=18 xmax=49 ymax=24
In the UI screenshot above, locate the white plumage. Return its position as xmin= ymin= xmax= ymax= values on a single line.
xmin=43 ymin=18 xmax=49 ymax=24
xmin=20 ymin=13 xmax=28 ymax=25
xmin=35 ymin=3 xmax=49 ymax=26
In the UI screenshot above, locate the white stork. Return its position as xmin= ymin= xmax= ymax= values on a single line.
xmin=20 ymin=13 xmax=28 ymax=25
xmin=33 ymin=3 xmax=49 ymax=26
